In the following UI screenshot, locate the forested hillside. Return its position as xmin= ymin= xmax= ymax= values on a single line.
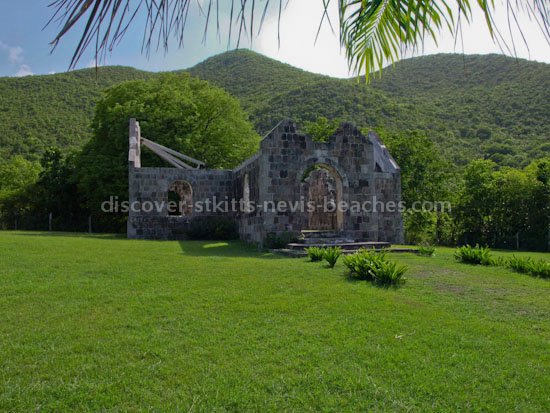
xmin=368 ymin=54 xmax=550 ymax=166
xmin=0 ymin=49 xmax=548 ymax=167
xmin=190 ymin=50 xmax=550 ymax=167
xmin=0 ymin=67 xmax=153 ymax=161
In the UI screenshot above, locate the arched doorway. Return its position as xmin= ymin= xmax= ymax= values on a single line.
xmin=302 ymin=164 xmax=344 ymax=231
xmin=168 ymin=180 xmax=193 ymax=216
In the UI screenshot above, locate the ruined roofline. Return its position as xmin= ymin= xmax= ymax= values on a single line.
xmin=367 ymin=131 xmax=400 ymax=172
xmin=233 ymin=118 xmax=400 ymax=174
xmin=255 ymin=118 xmax=400 ymax=172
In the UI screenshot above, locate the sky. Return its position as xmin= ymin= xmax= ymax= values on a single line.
xmin=0 ymin=0 xmax=549 ymax=78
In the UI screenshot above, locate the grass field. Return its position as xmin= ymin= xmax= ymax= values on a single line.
xmin=0 ymin=231 xmax=549 ymax=412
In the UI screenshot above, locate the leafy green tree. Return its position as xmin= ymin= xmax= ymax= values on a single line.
xmin=0 ymin=156 xmax=41 ymax=199
xmin=380 ymin=130 xmax=450 ymax=206
xmin=455 ymin=159 xmax=496 ymax=245
xmin=35 ymin=149 xmax=82 ymax=229
xmin=376 ymin=129 xmax=451 ymax=244
xmin=76 ymin=73 xmax=259 ymax=226
xmin=0 ymin=156 xmax=41 ymax=229
xmin=454 ymin=158 xmax=549 ymax=250
xmin=489 ymin=167 xmax=531 ymax=248
xmin=524 ymin=158 xmax=550 ymax=250
xmin=303 ymin=117 xmax=341 ymax=142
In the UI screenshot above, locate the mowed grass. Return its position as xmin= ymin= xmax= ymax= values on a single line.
xmin=0 ymin=232 xmax=548 ymax=412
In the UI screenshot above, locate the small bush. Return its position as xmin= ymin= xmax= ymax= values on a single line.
xmin=373 ymin=260 xmax=408 ymax=286
xmin=507 ymin=256 xmax=531 ymax=273
xmin=489 ymin=256 xmax=507 ymax=267
xmin=529 ymin=259 xmax=550 ymax=279
xmin=454 ymin=244 xmax=492 ymax=265
xmin=305 ymin=246 xmax=326 ymax=262
xmin=418 ymin=244 xmax=436 ymax=257
xmin=343 ymin=249 xmax=407 ymax=285
xmin=343 ymin=249 xmax=386 ymax=281
xmin=507 ymin=256 xmax=550 ymax=279
xmin=323 ymin=246 xmax=342 ymax=268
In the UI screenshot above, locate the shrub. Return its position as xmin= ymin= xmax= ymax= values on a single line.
xmin=305 ymin=246 xmax=326 ymax=262
xmin=454 ymin=244 xmax=492 ymax=265
xmin=343 ymin=249 xmax=385 ymax=281
xmin=343 ymin=249 xmax=407 ymax=285
xmin=264 ymin=231 xmax=298 ymax=249
xmin=187 ymin=217 xmax=238 ymax=240
xmin=507 ymin=256 xmax=550 ymax=279
xmin=506 ymin=255 xmax=531 ymax=273
xmin=323 ymin=246 xmax=342 ymax=268
xmin=372 ymin=260 xmax=408 ymax=286
xmin=529 ymin=259 xmax=550 ymax=279
xmin=489 ymin=256 xmax=507 ymax=267
xmin=418 ymin=244 xmax=436 ymax=257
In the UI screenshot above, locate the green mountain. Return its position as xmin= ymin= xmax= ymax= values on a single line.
xmin=190 ymin=50 xmax=550 ymax=166
xmin=0 ymin=67 xmax=153 ymax=161
xmin=0 ymin=49 xmax=548 ymax=167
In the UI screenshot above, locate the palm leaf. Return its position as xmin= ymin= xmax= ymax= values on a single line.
xmin=47 ymin=0 xmax=550 ymax=77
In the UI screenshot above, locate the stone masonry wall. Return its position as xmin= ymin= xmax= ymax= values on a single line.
xmin=128 ymin=166 xmax=233 ymax=239
xmin=128 ymin=119 xmax=404 ymax=244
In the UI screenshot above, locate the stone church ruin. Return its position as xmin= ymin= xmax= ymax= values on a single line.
xmin=128 ymin=118 xmax=404 ymax=246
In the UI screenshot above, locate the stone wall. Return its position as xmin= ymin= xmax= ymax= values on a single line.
xmin=127 ymin=166 xmax=233 ymax=239
xmin=128 ymin=119 xmax=404 ymax=244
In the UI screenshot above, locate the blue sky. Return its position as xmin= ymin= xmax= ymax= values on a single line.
xmin=1 ymin=0 xmax=549 ymax=78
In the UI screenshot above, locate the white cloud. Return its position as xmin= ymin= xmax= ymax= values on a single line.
xmin=0 ymin=40 xmax=24 ymax=64
xmin=256 ymin=0 xmax=550 ymax=78
xmin=257 ymin=0 xmax=350 ymax=78
xmin=15 ymin=64 xmax=33 ymax=77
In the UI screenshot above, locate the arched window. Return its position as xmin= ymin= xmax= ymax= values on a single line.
xmin=168 ymin=180 xmax=193 ymax=216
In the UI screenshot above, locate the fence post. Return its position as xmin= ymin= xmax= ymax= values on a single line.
xmin=48 ymin=213 xmax=52 ymax=231
xmin=88 ymin=215 xmax=92 ymax=234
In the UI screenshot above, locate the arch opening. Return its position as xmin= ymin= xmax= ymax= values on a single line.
xmin=302 ymin=164 xmax=344 ymax=231
xmin=168 ymin=180 xmax=193 ymax=216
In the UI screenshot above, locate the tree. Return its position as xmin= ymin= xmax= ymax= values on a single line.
xmin=380 ymin=129 xmax=449 ymax=205
xmin=524 ymin=157 xmax=550 ymax=250
xmin=455 ymin=159 xmax=496 ymax=245
xmin=0 ymin=156 xmax=41 ymax=199
xmin=303 ymin=117 xmax=341 ymax=142
xmin=32 ymin=149 xmax=84 ymax=231
xmin=49 ymin=1 xmax=550 ymax=77
xmin=0 ymin=156 xmax=41 ymax=229
xmin=489 ymin=167 xmax=531 ymax=248
xmin=75 ymin=73 xmax=259 ymax=228
xmin=378 ymin=129 xmax=451 ymax=244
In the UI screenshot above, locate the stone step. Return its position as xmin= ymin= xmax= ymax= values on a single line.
xmin=301 ymin=237 xmax=355 ymax=245
xmin=273 ymin=247 xmax=418 ymax=257
xmin=300 ymin=230 xmax=342 ymax=239
xmin=287 ymin=241 xmax=391 ymax=251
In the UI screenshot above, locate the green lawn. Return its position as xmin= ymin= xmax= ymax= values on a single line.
xmin=0 ymin=232 xmax=548 ymax=412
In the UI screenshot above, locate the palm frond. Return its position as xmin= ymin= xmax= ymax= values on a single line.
xmin=47 ymin=0 xmax=550 ymax=77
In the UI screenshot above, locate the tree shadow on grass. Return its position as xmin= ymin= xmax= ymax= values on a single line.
xmin=177 ymin=240 xmax=283 ymax=259
xmin=10 ymin=230 xmax=126 ymax=240
xmin=8 ymin=230 xmax=284 ymax=259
